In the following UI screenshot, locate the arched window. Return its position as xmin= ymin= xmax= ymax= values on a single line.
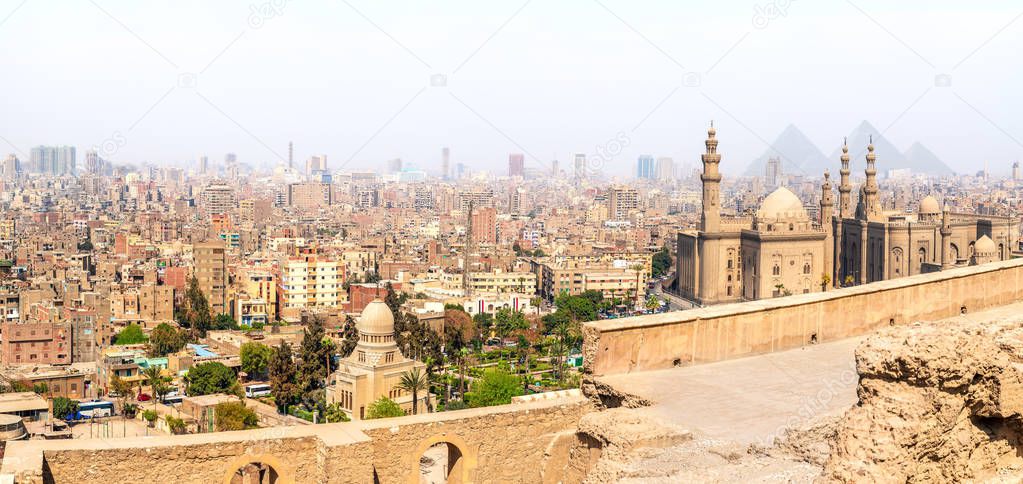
xmin=772 ymin=265 xmax=780 ymax=276
xmin=918 ymin=247 xmax=926 ymax=265
xmin=803 ymin=263 xmax=810 ymax=274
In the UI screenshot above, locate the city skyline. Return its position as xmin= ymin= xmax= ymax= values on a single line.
xmin=1 ymin=1 xmax=1021 ymax=175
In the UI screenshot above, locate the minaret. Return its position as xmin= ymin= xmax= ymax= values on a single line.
xmin=940 ymin=204 xmax=952 ymax=268
xmin=700 ymin=122 xmax=722 ymax=233
xmin=288 ymin=141 xmax=293 ymax=170
xmin=820 ymin=171 xmax=834 ymax=289
xmin=863 ymin=136 xmax=881 ymax=221
xmin=838 ymin=138 xmax=852 ymax=218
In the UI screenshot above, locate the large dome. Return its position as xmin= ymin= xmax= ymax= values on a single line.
xmin=757 ymin=186 xmax=807 ymax=220
xmin=918 ymin=196 xmax=940 ymax=215
xmin=358 ymin=300 xmax=395 ymax=335
xmin=975 ymin=235 xmax=996 ymax=254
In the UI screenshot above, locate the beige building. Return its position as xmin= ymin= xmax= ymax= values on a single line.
xmin=327 ymin=300 xmax=430 ymax=420
xmin=277 ymin=253 xmax=346 ymax=321
xmin=608 ymin=186 xmax=639 ymax=221
xmin=534 ymin=254 xmax=651 ymax=303
xmin=677 ymin=125 xmax=1018 ymax=305
xmin=194 ymin=239 xmax=228 ymax=315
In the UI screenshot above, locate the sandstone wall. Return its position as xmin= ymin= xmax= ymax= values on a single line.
xmin=2 ymin=396 xmax=590 ymax=484
xmin=584 ymin=258 xmax=1023 ymax=376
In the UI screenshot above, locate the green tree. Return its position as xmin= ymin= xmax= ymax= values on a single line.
xmin=148 ymin=323 xmax=187 ymax=357
xmin=297 ymin=316 xmax=333 ymax=408
xmin=52 ymin=397 xmax=79 ymax=421
xmin=240 ymin=342 xmax=272 ymax=378
xmin=268 ymin=342 xmax=300 ymax=413
xmin=323 ymin=402 xmax=350 ymax=423
xmin=473 ymin=312 xmax=494 ymax=336
xmin=212 ymin=314 xmax=239 ymax=330
xmin=141 ymin=366 xmax=167 ymax=404
xmin=214 ymin=401 xmax=259 ymax=431
xmin=365 ymin=396 xmax=405 ymax=419
xmin=185 ymin=362 xmax=238 ymax=396
xmin=114 ymin=324 xmax=148 ymax=345
xmin=397 ymin=368 xmax=429 ymax=416
xmin=165 ymin=415 xmax=186 ymax=434
xmin=180 ymin=276 xmax=212 ymax=338
xmin=468 ymin=369 xmax=523 ymax=407
xmin=494 ymin=308 xmax=528 ymax=340
xmin=651 ymin=247 xmax=672 ymax=278
xmin=338 ymin=315 xmax=359 ymax=358
xmin=645 ymin=294 xmax=660 ymax=311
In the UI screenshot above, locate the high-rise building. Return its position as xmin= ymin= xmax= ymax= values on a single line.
xmin=225 ymin=153 xmax=237 ymax=164
xmin=508 ymin=153 xmax=525 ymax=177
xmin=287 ymin=182 xmax=332 ymax=209
xmin=455 ymin=163 xmax=466 ymax=179
xmin=655 ymin=157 xmax=675 ymax=182
xmin=574 ymin=154 xmax=587 ymax=180
xmin=288 ymin=141 xmax=294 ymax=170
xmin=459 ymin=187 xmax=494 ymax=211
xmin=765 ymin=157 xmax=782 ymax=189
xmin=551 ymin=159 xmax=559 ymax=177
xmin=636 ymin=155 xmax=655 ymax=180
xmin=387 ymin=158 xmax=403 ymax=173
xmin=29 ymin=146 xmax=76 ymax=175
xmin=441 ymin=147 xmax=450 ymax=180
xmin=1014 ymin=161 xmax=1020 ymax=181
xmin=608 ymin=186 xmax=639 ymax=221
xmin=278 ymin=252 xmax=347 ymax=320
xmin=200 ymin=183 xmax=236 ymax=216
xmin=1 ymin=154 xmax=20 ymax=181
xmin=306 ymin=155 xmax=327 ymax=175
xmin=194 ymin=239 xmax=228 ymax=315
xmin=471 ymin=207 xmax=498 ymax=245
xmin=509 ymin=187 xmax=522 ymax=215
xmin=199 ymin=155 xmax=209 ymax=175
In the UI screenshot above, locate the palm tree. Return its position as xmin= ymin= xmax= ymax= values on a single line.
xmin=631 ymin=264 xmax=646 ymax=308
xmin=458 ymin=347 xmax=471 ymax=399
xmin=397 ymin=368 xmax=429 ymax=415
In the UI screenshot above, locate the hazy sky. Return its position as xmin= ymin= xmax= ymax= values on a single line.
xmin=1 ymin=0 xmax=1020 ymax=176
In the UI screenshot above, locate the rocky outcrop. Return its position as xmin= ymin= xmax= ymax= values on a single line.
xmin=823 ymin=319 xmax=1023 ymax=482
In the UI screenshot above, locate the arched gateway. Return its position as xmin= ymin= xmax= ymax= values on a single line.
xmin=409 ymin=433 xmax=477 ymax=484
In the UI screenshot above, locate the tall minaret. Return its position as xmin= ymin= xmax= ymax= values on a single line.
xmin=821 ymin=171 xmax=835 ymax=289
xmin=700 ymin=122 xmax=722 ymax=233
xmin=940 ymin=204 xmax=952 ymax=268
xmin=288 ymin=141 xmax=294 ymax=170
xmin=863 ymin=136 xmax=882 ymax=221
xmin=838 ymin=138 xmax=852 ymax=218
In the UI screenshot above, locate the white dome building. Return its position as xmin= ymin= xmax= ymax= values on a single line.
xmin=326 ymin=299 xmax=431 ymax=420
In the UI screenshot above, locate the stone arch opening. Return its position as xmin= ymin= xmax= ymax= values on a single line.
xmin=409 ymin=433 xmax=476 ymax=484
xmin=222 ymin=454 xmax=294 ymax=484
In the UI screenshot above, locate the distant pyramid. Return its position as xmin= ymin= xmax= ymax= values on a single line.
xmin=903 ymin=142 xmax=955 ymax=176
xmin=827 ymin=121 xmax=908 ymax=176
xmin=742 ymin=124 xmax=829 ymax=177
xmin=827 ymin=121 xmax=954 ymax=176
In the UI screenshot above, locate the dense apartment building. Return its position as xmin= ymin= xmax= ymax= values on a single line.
xmin=288 ymin=182 xmax=332 ymax=210
xmin=0 ymin=322 xmax=71 ymax=366
xmin=277 ymin=252 xmax=346 ymax=321
xmin=533 ymin=254 xmax=651 ymax=302
xmin=194 ymin=239 xmax=228 ymax=315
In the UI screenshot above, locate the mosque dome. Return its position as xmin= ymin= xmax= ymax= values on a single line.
xmin=975 ymin=235 xmax=996 ymax=255
xmin=358 ymin=300 xmax=395 ymax=335
xmin=757 ymin=186 xmax=807 ymax=220
xmin=918 ymin=196 xmax=940 ymax=215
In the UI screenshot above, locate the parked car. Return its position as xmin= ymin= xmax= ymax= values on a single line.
xmin=137 ymin=393 xmax=152 ymax=402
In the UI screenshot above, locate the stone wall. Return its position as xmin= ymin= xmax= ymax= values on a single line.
xmin=2 ymin=396 xmax=591 ymax=484
xmin=584 ymin=258 xmax=1023 ymax=376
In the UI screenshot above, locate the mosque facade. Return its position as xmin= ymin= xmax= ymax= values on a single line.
xmin=677 ymin=124 xmax=1017 ymax=306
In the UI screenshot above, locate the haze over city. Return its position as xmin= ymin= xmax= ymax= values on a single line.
xmin=2 ymin=2 xmax=1023 ymax=483
xmin=2 ymin=0 xmax=1021 ymax=175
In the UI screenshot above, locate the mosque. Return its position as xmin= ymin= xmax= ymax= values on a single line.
xmin=676 ymin=124 xmax=1018 ymax=305
xmin=326 ymin=299 xmax=431 ymax=420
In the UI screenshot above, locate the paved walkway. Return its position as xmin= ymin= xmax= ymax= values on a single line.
xmin=597 ymin=337 xmax=862 ymax=446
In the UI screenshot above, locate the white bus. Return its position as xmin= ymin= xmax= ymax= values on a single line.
xmin=245 ymin=384 xmax=271 ymax=398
